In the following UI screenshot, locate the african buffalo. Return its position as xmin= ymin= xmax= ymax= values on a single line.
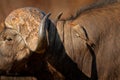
xmin=0 ymin=2 xmax=120 ymax=80
xmin=55 ymin=3 xmax=120 ymax=79
xmin=0 ymin=8 xmax=64 ymax=80
xmin=43 ymin=3 xmax=120 ymax=80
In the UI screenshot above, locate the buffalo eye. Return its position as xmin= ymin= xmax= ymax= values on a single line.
xmin=6 ymin=37 xmax=12 ymax=41
xmin=5 ymin=36 xmax=13 ymax=41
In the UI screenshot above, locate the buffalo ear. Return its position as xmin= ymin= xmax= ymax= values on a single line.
xmin=15 ymin=48 xmax=30 ymax=61
xmin=72 ymin=24 xmax=88 ymax=40
xmin=72 ymin=24 xmax=95 ymax=48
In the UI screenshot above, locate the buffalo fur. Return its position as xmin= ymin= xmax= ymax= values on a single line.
xmin=61 ymin=0 xmax=118 ymax=20
xmin=44 ymin=2 xmax=120 ymax=80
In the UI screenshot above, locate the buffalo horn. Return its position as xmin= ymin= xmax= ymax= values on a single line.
xmin=36 ymin=13 xmax=51 ymax=53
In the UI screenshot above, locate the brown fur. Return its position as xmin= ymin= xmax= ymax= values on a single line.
xmin=44 ymin=2 xmax=120 ymax=80
xmin=60 ymin=0 xmax=118 ymax=20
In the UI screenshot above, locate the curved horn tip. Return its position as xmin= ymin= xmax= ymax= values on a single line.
xmin=42 ymin=13 xmax=51 ymax=21
xmin=45 ymin=13 xmax=51 ymax=18
xmin=57 ymin=12 xmax=63 ymax=20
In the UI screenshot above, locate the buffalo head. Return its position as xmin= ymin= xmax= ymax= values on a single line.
xmin=0 ymin=7 xmax=50 ymax=72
